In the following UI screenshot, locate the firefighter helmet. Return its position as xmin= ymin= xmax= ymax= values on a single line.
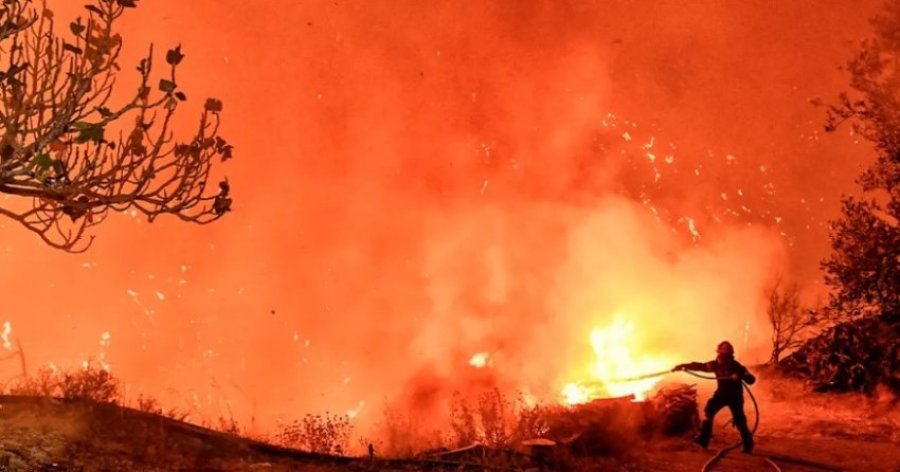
xmin=717 ymin=340 xmax=735 ymax=355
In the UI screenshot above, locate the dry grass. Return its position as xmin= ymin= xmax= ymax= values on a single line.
xmin=448 ymin=388 xmax=555 ymax=449
xmin=753 ymin=366 xmax=900 ymax=442
xmin=274 ymin=412 xmax=353 ymax=455
xmin=375 ymin=406 xmax=445 ymax=458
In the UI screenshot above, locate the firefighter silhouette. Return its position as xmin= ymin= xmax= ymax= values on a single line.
xmin=673 ymin=340 xmax=756 ymax=453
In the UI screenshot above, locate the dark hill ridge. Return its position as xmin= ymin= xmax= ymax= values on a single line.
xmin=0 ymin=395 xmax=524 ymax=471
xmin=0 ymin=395 xmax=355 ymax=471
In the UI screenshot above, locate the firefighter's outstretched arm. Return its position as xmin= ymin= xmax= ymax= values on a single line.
xmin=672 ymin=361 xmax=712 ymax=372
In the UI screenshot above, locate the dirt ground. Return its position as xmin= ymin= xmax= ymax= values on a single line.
xmin=0 ymin=372 xmax=896 ymax=472
xmin=621 ymin=368 xmax=900 ymax=472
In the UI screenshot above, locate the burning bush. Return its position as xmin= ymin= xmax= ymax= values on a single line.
xmin=275 ymin=412 xmax=353 ymax=455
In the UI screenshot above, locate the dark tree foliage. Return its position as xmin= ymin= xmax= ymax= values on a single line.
xmin=781 ymin=317 xmax=900 ymax=394
xmin=824 ymin=2 xmax=900 ymax=321
xmin=783 ymin=2 xmax=900 ymax=394
xmin=0 ymin=0 xmax=233 ymax=252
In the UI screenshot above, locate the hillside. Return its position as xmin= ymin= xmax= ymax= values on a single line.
xmin=0 ymin=372 xmax=897 ymax=472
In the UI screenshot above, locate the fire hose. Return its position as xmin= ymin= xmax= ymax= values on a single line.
xmin=613 ymin=369 xmax=843 ymax=472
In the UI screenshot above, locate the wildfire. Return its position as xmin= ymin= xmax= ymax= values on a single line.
xmin=562 ymin=313 xmax=676 ymax=404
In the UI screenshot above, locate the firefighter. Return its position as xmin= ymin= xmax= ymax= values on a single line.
xmin=672 ymin=340 xmax=756 ymax=453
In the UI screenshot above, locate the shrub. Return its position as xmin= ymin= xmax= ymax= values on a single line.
xmin=217 ymin=416 xmax=241 ymax=435
xmin=478 ymin=389 xmax=512 ymax=448
xmin=8 ymin=367 xmax=58 ymax=397
xmin=276 ymin=412 xmax=352 ymax=455
xmin=134 ymin=394 xmax=163 ymax=415
xmin=376 ymin=406 xmax=444 ymax=458
xmin=448 ymin=389 xmax=555 ymax=449
xmin=449 ymin=392 xmax=478 ymax=448
xmin=58 ymin=367 xmax=120 ymax=403
xmin=8 ymin=364 xmax=121 ymax=403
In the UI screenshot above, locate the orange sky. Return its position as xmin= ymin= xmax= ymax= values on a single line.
xmin=0 ymin=0 xmax=883 ymax=434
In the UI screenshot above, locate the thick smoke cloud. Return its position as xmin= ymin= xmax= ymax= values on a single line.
xmin=0 ymin=0 xmax=881 ymax=435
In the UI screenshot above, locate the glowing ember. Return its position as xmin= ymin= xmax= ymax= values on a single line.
xmin=1 ymin=321 xmax=11 ymax=351
xmin=562 ymin=313 xmax=676 ymax=404
xmin=469 ymin=352 xmax=491 ymax=368
xmin=347 ymin=400 xmax=365 ymax=419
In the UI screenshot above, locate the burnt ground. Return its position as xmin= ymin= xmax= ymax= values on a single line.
xmin=0 ymin=372 xmax=897 ymax=472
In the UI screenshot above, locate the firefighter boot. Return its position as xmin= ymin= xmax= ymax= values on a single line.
xmin=694 ymin=419 xmax=712 ymax=449
xmin=740 ymin=433 xmax=754 ymax=454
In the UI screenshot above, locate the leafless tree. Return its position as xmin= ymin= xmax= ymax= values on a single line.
xmin=767 ymin=279 xmax=820 ymax=364
xmin=0 ymin=0 xmax=232 ymax=252
xmin=0 ymin=339 xmax=27 ymax=381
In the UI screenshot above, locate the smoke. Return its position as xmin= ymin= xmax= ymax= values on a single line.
xmin=365 ymin=195 xmax=781 ymax=429
xmin=0 ymin=0 xmax=881 ymax=441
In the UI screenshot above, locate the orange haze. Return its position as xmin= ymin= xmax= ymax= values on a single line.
xmin=0 ymin=0 xmax=881 ymax=436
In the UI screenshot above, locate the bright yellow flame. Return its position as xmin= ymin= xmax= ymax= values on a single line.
xmin=562 ymin=313 xmax=675 ymax=404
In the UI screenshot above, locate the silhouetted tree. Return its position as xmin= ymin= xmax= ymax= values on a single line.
xmin=0 ymin=0 xmax=232 ymax=252
xmin=766 ymin=279 xmax=819 ymax=363
xmin=824 ymin=1 xmax=900 ymax=321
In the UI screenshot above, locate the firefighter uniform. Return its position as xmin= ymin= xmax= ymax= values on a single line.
xmin=674 ymin=342 xmax=756 ymax=453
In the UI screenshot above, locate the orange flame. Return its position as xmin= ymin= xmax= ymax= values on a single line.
xmin=562 ymin=312 xmax=676 ymax=404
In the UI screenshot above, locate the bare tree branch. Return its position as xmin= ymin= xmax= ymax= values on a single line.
xmin=767 ymin=278 xmax=820 ymax=364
